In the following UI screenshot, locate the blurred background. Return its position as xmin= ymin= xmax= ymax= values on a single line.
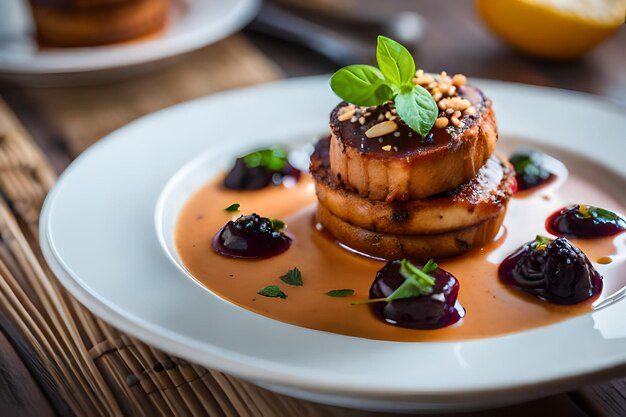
xmin=0 ymin=0 xmax=624 ymax=177
xmin=249 ymin=0 xmax=625 ymax=103
xmin=0 ymin=1 xmax=625 ymax=417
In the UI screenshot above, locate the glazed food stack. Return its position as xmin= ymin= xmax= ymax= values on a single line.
xmin=312 ymin=67 xmax=515 ymax=260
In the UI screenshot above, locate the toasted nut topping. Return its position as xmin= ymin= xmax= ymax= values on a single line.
xmin=438 ymin=97 xmax=472 ymax=111
xmin=463 ymin=106 xmax=477 ymax=116
xmin=337 ymin=105 xmax=356 ymax=122
xmin=365 ymin=121 xmax=398 ymax=138
xmin=452 ymin=74 xmax=467 ymax=87
xmin=450 ymin=116 xmax=462 ymax=127
xmin=435 ymin=117 xmax=449 ymax=128
xmin=381 ymin=145 xmax=392 ymax=151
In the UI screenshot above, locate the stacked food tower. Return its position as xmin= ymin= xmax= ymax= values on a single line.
xmin=311 ymin=37 xmax=514 ymax=260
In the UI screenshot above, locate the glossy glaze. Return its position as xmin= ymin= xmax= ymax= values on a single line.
xmin=212 ymin=213 xmax=292 ymax=259
xmin=499 ymin=237 xmax=603 ymax=304
xmin=547 ymin=204 xmax=626 ymax=238
xmin=368 ymin=260 xmax=463 ymax=329
xmin=329 ymin=85 xmax=485 ymax=158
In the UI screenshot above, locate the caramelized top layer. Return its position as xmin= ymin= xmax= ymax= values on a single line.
xmin=329 ymin=85 xmax=487 ymax=158
xmin=311 ymin=137 xmax=513 ymax=209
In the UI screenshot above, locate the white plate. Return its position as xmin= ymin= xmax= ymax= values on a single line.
xmin=40 ymin=77 xmax=626 ymax=412
xmin=0 ymin=0 xmax=258 ymax=84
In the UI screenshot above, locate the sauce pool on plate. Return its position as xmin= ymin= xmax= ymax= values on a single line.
xmin=174 ymin=166 xmax=626 ymax=342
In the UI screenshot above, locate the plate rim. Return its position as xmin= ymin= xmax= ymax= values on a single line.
xmin=39 ymin=76 xmax=626 ymax=405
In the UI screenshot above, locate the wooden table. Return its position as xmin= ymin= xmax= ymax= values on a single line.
xmin=0 ymin=1 xmax=624 ymax=416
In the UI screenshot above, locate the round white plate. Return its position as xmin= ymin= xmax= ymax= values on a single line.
xmin=40 ymin=76 xmax=626 ymax=412
xmin=0 ymin=0 xmax=258 ymax=84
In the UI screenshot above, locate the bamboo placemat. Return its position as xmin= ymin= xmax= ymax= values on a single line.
xmin=0 ymin=34 xmax=618 ymax=417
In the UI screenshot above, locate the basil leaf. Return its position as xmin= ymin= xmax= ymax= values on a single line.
xmin=394 ymin=85 xmax=438 ymax=137
xmin=325 ymin=289 xmax=355 ymax=297
xmin=280 ymin=268 xmax=302 ymax=286
xmin=224 ymin=203 xmax=240 ymax=212
xmin=257 ymin=285 xmax=287 ymax=299
xmin=376 ymin=35 xmax=416 ymax=86
xmin=330 ymin=65 xmax=394 ymax=106
xmin=386 ymin=259 xmax=436 ymax=302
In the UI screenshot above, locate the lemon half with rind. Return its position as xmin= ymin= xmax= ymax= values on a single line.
xmin=476 ymin=0 xmax=626 ymax=59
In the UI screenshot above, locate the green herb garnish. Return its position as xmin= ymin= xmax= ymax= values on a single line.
xmin=534 ymin=235 xmax=551 ymax=251
xmin=280 ymin=268 xmax=302 ymax=286
xmin=271 ymin=218 xmax=286 ymax=231
xmin=352 ymin=259 xmax=438 ymax=305
xmin=242 ymin=146 xmax=287 ymax=171
xmin=576 ymin=205 xmax=624 ymax=224
xmin=257 ymin=285 xmax=287 ymax=299
xmin=510 ymin=153 xmax=543 ymax=178
xmin=325 ymin=289 xmax=355 ymax=298
xmin=389 ymin=259 xmax=437 ymax=301
xmin=330 ymin=36 xmax=438 ymax=137
xmin=224 ymin=203 xmax=240 ymax=212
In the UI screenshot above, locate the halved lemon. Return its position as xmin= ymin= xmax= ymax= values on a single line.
xmin=476 ymin=0 xmax=625 ymax=59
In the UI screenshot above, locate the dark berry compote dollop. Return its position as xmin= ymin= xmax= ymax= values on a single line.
xmin=213 ymin=214 xmax=292 ymax=259
xmin=547 ymin=204 xmax=625 ymax=238
xmin=223 ymin=146 xmax=301 ymax=190
xmin=509 ymin=150 xmax=553 ymax=191
xmin=499 ymin=236 xmax=602 ymax=305
xmin=365 ymin=259 xmax=463 ymax=330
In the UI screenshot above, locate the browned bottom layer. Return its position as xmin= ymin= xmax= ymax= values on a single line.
xmin=316 ymin=202 xmax=507 ymax=261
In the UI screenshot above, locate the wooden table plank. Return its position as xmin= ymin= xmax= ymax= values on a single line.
xmin=0 ymin=312 xmax=73 ymax=417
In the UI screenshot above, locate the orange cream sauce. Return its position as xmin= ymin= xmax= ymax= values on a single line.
xmin=175 ymin=173 xmax=626 ymax=342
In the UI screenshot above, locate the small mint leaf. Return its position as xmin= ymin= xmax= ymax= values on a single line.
xmin=280 ymin=268 xmax=302 ymax=286
xmin=325 ymin=289 xmax=355 ymax=297
xmin=330 ymin=65 xmax=393 ymax=106
xmin=271 ymin=218 xmax=285 ymax=231
xmin=257 ymin=285 xmax=287 ymax=299
xmin=386 ymin=259 xmax=436 ymax=302
xmin=376 ymin=35 xmax=416 ymax=86
xmin=394 ymin=85 xmax=438 ymax=137
xmin=243 ymin=146 xmax=287 ymax=171
xmin=421 ymin=258 xmax=439 ymax=274
xmin=224 ymin=203 xmax=240 ymax=212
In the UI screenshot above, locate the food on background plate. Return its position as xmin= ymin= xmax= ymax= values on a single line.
xmin=29 ymin=0 xmax=169 ymax=47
